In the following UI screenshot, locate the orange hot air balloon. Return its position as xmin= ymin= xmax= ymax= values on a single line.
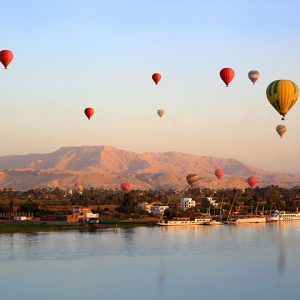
xmin=74 ymin=182 xmax=84 ymax=191
xmin=247 ymin=176 xmax=257 ymax=188
xmin=215 ymin=169 xmax=224 ymax=180
xmin=186 ymin=174 xmax=200 ymax=187
xmin=152 ymin=73 xmax=161 ymax=85
xmin=220 ymin=68 xmax=235 ymax=87
xmin=0 ymin=50 xmax=14 ymax=69
xmin=84 ymin=108 xmax=94 ymax=120
xmin=121 ymin=182 xmax=131 ymax=192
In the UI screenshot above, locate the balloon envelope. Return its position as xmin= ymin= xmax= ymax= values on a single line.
xmin=215 ymin=169 xmax=224 ymax=180
xmin=121 ymin=182 xmax=131 ymax=192
xmin=152 ymin=73 xmax=161 ymax=85
xmin=0 ymin=50 xmax=14 ymax=69
xmin=266 ymin=80 xmax=299 ymax=120
xmin=74 ymin=183 xmax=84 ymax=191
xmin=247 ymin=176 xmax=257 ymax=188
xmin=157 ymin=109 xmax=165 ymax=118
xmin=220 ymin=68 xmax=235 ymax=87
xmin=248 ymin=70 xmax=260 ymax=85
xmin=276 ymin=124 xmax=287 ymax=138
xmin=186 ymin=174 xmax=200 ymax=187
xmin=84 ymin=107 xmax=94 ymax=120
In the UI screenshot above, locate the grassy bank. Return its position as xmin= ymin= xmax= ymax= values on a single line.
xmin=0 ymin=218 xmax=159 ymax=233
xmin=0 ymin=223 xmax=85 ymax=233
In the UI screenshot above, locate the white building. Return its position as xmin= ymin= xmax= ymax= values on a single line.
xmin=180 ymin=198 xmax=196 ymax=211
xmin=82 ymin=212 xmax=99 ymax=222
xmin=151 ymin=206 xmax=169 ymax=214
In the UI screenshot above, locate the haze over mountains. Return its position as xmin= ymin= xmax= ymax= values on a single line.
xmin=0 ymin=146 xmax=299 ymax=190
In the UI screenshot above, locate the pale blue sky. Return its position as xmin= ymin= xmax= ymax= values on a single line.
xmin=0 ymin=0 xmax=300 ymax=173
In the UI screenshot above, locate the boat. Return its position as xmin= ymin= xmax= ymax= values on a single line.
xmin=157 ymin=217 xmax=211 ymax=226
xmin=209 ymin=219 xmax=224 ymax=225
xmin=269 ymin=211 xmax=300 ymax=221
xmin=229 ymin=216 xmax=267 ymax=224
xmin=87 ymin=218 xmax=102 ymax=230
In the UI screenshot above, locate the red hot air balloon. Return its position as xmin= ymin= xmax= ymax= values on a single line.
xmin=220 ymin=68 xmax=235 ymax=87
xmin=215 ymin=169 xmax=224 ymax=180
xmin=247 ymin=176 xmax=257 ymax=188
xmin=84 ymin=108 xmax=94 ymax=120
xmin=152 ymin=73 xmax=161 ymax=85
xmin=0 ymin=50 xmax=14 ymax=69
xmin=121 ymin=182 xmax=131 ymax=192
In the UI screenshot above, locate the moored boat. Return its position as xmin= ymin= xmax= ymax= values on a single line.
xmin=87 ymin=218 xmax=102 ymax=230
xmin=157 ymin=217 xmax=211 ymax=226
xmin=269 ymin=211 xmax=300 ymax=222
xmin=229 ymin=216 xmax=266 ymax=224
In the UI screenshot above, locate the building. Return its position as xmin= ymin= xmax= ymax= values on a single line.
xmin=138 ymin=202 xmax=162 ymax=213
xmin=151 ymin=206 xmax=169 ymax=214
xmin=180 ymin=198 xmax=196 ymax=211
xmin=82 ymin=212 xmax=99 ymax=222
xmin=13 ymin=216 xmax=32 ymax=221
xmin=40 ymin=215 xmax=79 ymax=223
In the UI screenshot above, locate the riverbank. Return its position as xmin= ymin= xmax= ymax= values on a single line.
xmin=0 ymin=217 xmax=159 ymax=233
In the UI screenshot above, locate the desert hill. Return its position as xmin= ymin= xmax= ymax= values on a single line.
xmin=0 ymin=146 xmax=298 ymax=190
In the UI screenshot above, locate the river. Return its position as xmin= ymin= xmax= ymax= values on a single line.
xmin=0 ymin=223 xmax=299 ymax=300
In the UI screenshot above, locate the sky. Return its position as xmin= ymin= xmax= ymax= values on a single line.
xmin=0 ymin=0 xmax=300 ymax=173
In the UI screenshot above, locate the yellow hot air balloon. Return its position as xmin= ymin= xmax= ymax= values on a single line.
xmin=266 ymin=80 xmax=299 ymax=120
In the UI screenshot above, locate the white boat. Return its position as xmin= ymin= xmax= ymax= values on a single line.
xmin=230 ymin=216 xmax=267 ymax=224
xmin=269 ymin=211 xmax=300 ymax=221
xmin=209 ymin=219 xmax=224 ymax=225
xmin=157 ymin=217 xmax=211 ymax=226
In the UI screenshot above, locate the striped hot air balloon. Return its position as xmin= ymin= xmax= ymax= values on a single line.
xmin=186 ymin=174 xmax=200 ymax=187
xmin=248 ymin=70 xmax=260 ymax=85
xmin=266 ymin=80 xmax=299 ymax=120
xmin=276 ymin=124 xmax=287 ymax=138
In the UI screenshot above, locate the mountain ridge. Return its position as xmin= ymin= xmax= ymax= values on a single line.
xmin=0 ymin=146 xmax=298 ymax=190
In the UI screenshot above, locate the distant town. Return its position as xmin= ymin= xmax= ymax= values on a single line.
xmin=0 ymin=184 xmax=300 ymax=231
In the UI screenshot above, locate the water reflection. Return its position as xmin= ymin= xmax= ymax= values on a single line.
xmin=0 ymin=224 xmax=300 ymax=300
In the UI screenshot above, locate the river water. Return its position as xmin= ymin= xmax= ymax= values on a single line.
xmin=0 ymin=223 xmax=299 ymax=300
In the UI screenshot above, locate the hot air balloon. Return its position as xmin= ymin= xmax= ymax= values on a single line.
xmin=121 ymin=182 xmax=131 ymax=192
xmin=152 ymin=73 xmax=161 ymax=85
xmin=215 ymin=169 xmax=224 ymax=180
xmin=247 ymin=176 xmax=257 ymax=188
xmin=74 ymin=183 xmax=84 ymax=192
xmin=266 ymin=80 xmax=299 ymax=120
xmin=248 ymin=70 xmax=260 ymax=85
xmin=84 ymin=107 xmax=94 ymax=120
xmin=186 ymin=174 xmax=200 ymax=187
xmin=0 ymin=50 xmax=14 ymax=69
xmin=157 ymin=109 xmax=165 ymax=118
xmin=220 ymin=68 xmax=235 ymax=87
xmin=276 ymin=124 xmax=287 ymax=138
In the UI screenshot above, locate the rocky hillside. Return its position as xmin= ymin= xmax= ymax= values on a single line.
xmin=0 ymin=146 xmax=298 ymax=190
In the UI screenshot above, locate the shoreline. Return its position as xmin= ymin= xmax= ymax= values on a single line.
xmin=0 ymin=220 xmax=158 ymax=233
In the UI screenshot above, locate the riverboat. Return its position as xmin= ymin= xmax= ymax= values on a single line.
xmin=209 ymin=219 xmax=224 ymax=225
xmin=157 ymin=217 xmax=211 ymax=226
xmin=229 ymin=216 xmax=266 ymax=224
xmin=87 ymin=218 xmax=102 ymax=230
xmin=269 ymin=211 xmax=300 ymax=221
